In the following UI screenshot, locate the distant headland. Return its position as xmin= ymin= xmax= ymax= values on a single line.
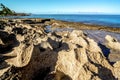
xmin=0 ymin=3 xmax=30 ymax=16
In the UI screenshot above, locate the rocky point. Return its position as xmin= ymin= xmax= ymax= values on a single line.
xmin=0 ymin=18 xmax=120 ymax=80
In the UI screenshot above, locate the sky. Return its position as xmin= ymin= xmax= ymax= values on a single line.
xmin=0 ymin=0 xmax=120 ymax=14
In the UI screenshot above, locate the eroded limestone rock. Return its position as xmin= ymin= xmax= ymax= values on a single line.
xmin=105 ymin=35 xmax=120 ymax=62
xmin=0 ymin=19 xmax=120 ymax=80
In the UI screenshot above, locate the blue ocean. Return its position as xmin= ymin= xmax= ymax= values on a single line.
xmin=3 ymin=14 xmax=120 ymax=28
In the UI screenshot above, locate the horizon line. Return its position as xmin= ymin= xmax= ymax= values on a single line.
xmin=27 ymin=12 xmax=120 ymax=15
xmin=31 ymin=13 xmax=120 ymax=15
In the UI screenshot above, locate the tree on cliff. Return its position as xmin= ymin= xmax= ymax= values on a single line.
xmin=0 ymin=3 xmax=15 ymax=16
xmin=0 ymin=3 xmax=30 ymax=16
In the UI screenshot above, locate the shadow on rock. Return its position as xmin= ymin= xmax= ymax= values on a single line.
xmin=0 ymin=55 xmax=16 ymax=69
xmin=0 ymin=30 xmax=20 ymax=54
xmin=32 ymin=67 xmax=51 ymax=80
xmin=0 ymin=66 xmax=22 ymax=80
xmin=20 ymin=39 xmax=70 ymax=80
xmin=12 ymin=27 xmax=27 ymax=35
xmin=19 ymin=44 xmax=58 ymax=80
xmin=98 ymin=43 xmax=110 ymax=57
xmin=88 ymin=58 xmax=117 ymax=80
xmin=47 ymin=37 xmax=69 ymax=52
xmin=54 ymin=71 xmax=72 ymax=80
xmin=0 ymin=62 xmax=10 ymax=70
xmin=22 ymin=19 xmax=51 ymax=24
xmin=0 ymin=21 xmax=6 ymax=30
xmin=47 ymin=37 xmax=60 ymax=50
xmin=33 ymin=68 xmax=72 ymax=80
xmin=22 ymin=20 xmax=35 ymax=24
xmin=95 ymin=63 xmax=116 ymax=80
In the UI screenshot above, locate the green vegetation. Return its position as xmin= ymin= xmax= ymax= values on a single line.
xmin=0 ymin=3 xmax=30 ymax=16
xmin=0 ymin=3 xmax=15 ymax=16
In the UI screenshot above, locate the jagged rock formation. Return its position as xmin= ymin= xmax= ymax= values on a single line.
xmin=0 ymin=19 xmax=120 ymax=80
xmin=105 ymin=35 xmax=120 ymax=63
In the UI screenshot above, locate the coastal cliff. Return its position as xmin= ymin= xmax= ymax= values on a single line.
xmin=0 ymin=18 xmax=120 ymax=80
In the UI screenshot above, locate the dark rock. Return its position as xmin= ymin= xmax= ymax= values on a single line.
xmin=41 ymin=19 xmax=51 ymax=23
xmin=0 ymin=31 xmax=19 ymax=53
xmin=0 ymin=21 xmax=6 ymax=30
xmin=12 ymin=27 xmax=24 ymax=35
xmin=22 ymin=20 xmax=35 ymax=24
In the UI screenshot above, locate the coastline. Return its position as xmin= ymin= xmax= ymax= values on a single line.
xmin=0 ymin=18 xmax=120 ymax=79
xmin=1 ymin=18 xmax=120 ymax=44
xmin=1 ymin=18 xmax=120 ymax=33
xmin=50 ymin=19 xmax=120 ymax=33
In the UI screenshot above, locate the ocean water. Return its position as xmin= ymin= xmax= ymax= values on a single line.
xmin=2 ymin=14 xmax=120 ymax=28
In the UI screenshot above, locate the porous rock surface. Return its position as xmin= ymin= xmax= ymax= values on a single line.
xmin=0 ymin=19 xmax=120 ymax=80
xmin=105 ymin=35 xmax=120 ymax=63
